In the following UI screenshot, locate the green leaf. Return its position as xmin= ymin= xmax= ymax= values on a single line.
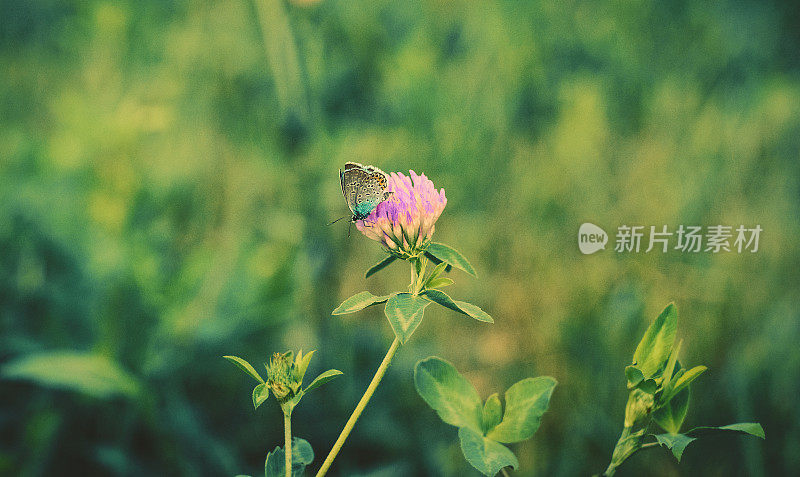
xmin=414 ymin=257 xmax=424 ymax=277
xmin=487 ymin=377 xmax=557 ymax=443
xmin=625 ymin=365 xmax=644 ymax=389
xmin=661 ymin=340 xmax=682 ymax=388
xmin=653 ymin=423 xmax=765 ymax=463
xmin=687 ymin=422 xmax=765 ymax=439
xmin=653 ymin=433 xmax=696 ymax=461
xmin=653 ymin=386 xmax=689 ymax=434
xmin=252 ymin=383 xmax=269 ymax=410
xmin=632 ymin=303 xmax=678 ymax=378
xmin=365 ymin=255 xmax=397 ymax=278
xmin=638 ymin=378 xmax=657 ymax=395
xmin=422 ymin=289 xmax=493 ymax=323
xmin=304 ymin=369 xmax=343 ymax=393
xmin=424 ymin=261 xmax=449 ymax=286
xmin=425 ymin=277 xmax=454 ymax=289
xmin=425 ymin=242 xmax=477 ymax=277
xmin=384 ymin=293 xmax=431 ymax=343
xmin=332 ymin=291 xmax=391 ymax=315
xmin=458 ymin=427 xmax=519 ymax=477
xmin=2 ymin=351 xmax=140 ymax=399
xmin=264 ymin=437 xmax=314 ymax=477
xmin=482 ymin=393 xmax=503 ymax=434
xmin=414 ymin=357 xmax=483 ymax=433
xmin=294 ymin=350 xmax=315 ymax=383
xmin=423 ymin=252 xmax=453 ymax=273
xmin=224 ymin=355 xmax=264 ymax=384
xmin=663 ymin=365 xmax=706 ymax=403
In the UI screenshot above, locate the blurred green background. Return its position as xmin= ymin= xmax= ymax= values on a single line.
xmin=1 ymin=0 xmax=799 ymax=475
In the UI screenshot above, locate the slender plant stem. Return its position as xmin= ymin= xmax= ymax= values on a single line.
xmin=501 ymin=468 xmax=511 ymax=477
xmin=284 ymin=410 xmax=292 ymax=477
xmin=413 ymin=257 xmax=428 ymax=294
xmin=315 ymin=338 xmax=401 ymax=477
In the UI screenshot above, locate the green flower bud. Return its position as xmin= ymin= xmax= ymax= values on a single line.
xmin=266 ymin=352 xmax=300 ymax=403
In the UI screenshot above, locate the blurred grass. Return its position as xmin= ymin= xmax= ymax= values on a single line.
xmin=1 ymin=0 xmax=799 ymax=475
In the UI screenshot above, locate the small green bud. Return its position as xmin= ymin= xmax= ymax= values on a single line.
xmin=266 ymin=352 xmax=301 ymax=404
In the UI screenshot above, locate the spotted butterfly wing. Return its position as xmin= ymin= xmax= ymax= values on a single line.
xmin=340 ymin=162 xmax=391 ymax=222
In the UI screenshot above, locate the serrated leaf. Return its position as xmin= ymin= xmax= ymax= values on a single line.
xmin=422 ymin=289 xmax=493 ymax=323
xmin=2 ymin=351 xmax=140 ymax=399
xmin=687 ymin=422 xmax=765 ymax=439
xmin=425 ymin=242 xmax=477 ymax=277
xmin=653 ymin=386 xmax=690 ymax=434
xmin=482 ymin=393 xmax=503 ymax=434
xmin=654 ymin=433 xmax=696 ymax=461
xmin=264 ymin=437 xmax=314 ymax=477
xmin=414 ymin=357 xmax=483 ymax=433
xmin=252 ymin=383 xmax=269 ymax=410
xmin=365 ymin=255 xmax=397 ymax=278
xmin=332 ymin=291 xmax=391 ymax=315
xmin=653 ymin=423 xmax=765 ymax=463
xmin=425 ymin=277 xmax=454 ymax=289
xmin=384 ymin=293 xmax=431 ymax=343
xmin=304 ymin=369 xmax=343 ymax=393
xmin=633 ymin=303 xmax=678 ymax=378
xmin=487 ymin=376 xmax=557 ymax=443
xmin=458 ymin=427 xmax=519 ymax=477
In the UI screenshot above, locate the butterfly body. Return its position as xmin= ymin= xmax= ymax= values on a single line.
xmin=339 ymin=162 xmax=391 ymax=223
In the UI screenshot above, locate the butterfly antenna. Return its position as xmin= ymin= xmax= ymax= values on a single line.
xmin=326 ymin=216 xmax=348 ymax=226
xmin=347 ymin=221 xmax=352 ymax=238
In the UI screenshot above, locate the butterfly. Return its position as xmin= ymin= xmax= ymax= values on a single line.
xmin=329 ymin=162 xmax=391 ymax=231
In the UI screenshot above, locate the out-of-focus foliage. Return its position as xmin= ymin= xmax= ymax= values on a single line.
xmin=0 ymin=0 xmax=798 ymax=475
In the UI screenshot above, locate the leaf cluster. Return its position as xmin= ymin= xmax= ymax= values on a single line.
xmin=333 ymin=242 xmax=491 ymax=343
xmin=414 ymin=357 xmax=556 ymax=476
xmin=223 ymin=350 xmax=342 ymax=413
xmin=605 ymin=303 xmax=764 ymax=475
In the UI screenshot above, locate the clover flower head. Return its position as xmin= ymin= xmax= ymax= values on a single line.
xmin=355 ymin=170 xmax=447 ymax=258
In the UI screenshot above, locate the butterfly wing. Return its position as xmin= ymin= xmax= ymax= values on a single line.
xmin=341 ymin=167 xmax=371 ymax=216
xmin=354 ymin=171 xmax=390 ymax=217
xmin=341 ymin=164 xmax=390 ymax=220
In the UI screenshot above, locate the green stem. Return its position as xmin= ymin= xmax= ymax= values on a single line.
xmin=412 ymin=256 xmax=428 ymax=295
xmin=409 ymin=258 xmax=418 ymax=293
xmin=315 ymin=338 xmax=401 ymax=477
xmin=604 ymin=424 xmax=650 ymax=477
xmin=500 ymin=468 xmax=511 ymax=477
xmin=283 ymin=409 xmax=292 ymax=477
